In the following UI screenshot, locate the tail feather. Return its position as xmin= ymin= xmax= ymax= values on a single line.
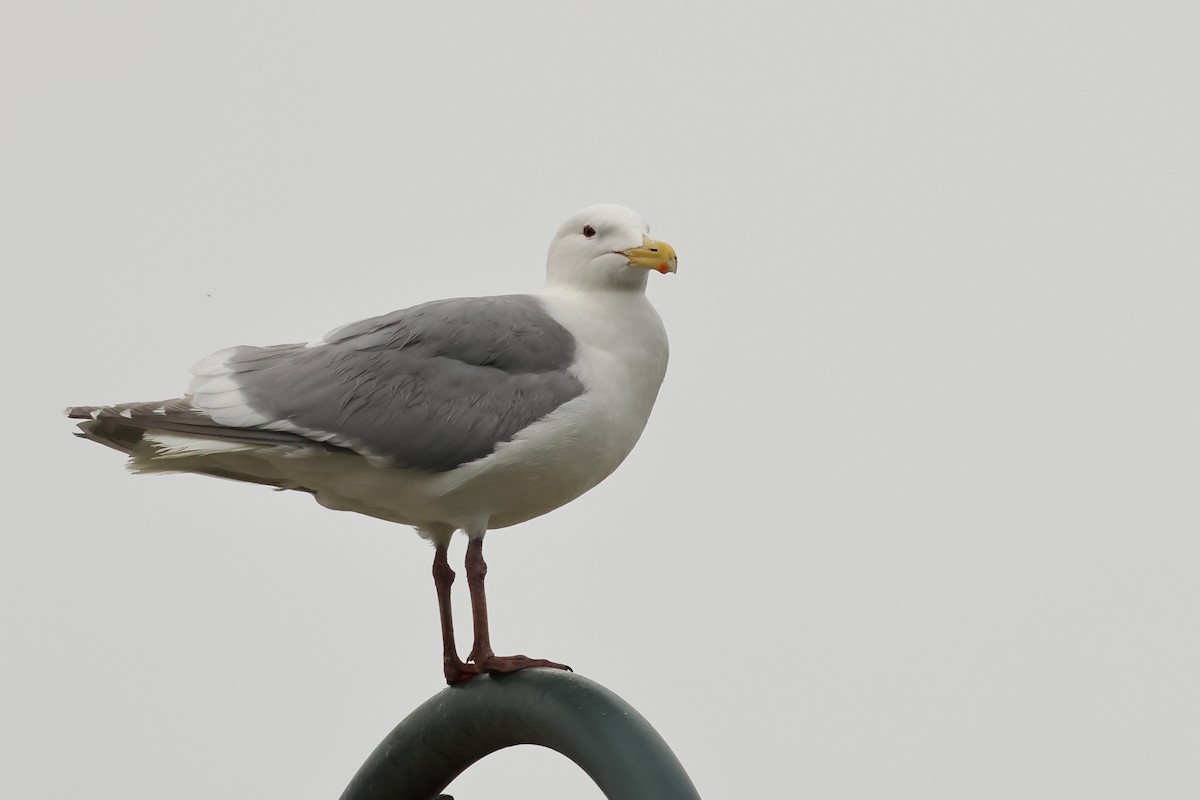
xmin=66 ymin=397 xmax=350 ymax=491
xmin=66 ymin=398 xmax=347 ymax=453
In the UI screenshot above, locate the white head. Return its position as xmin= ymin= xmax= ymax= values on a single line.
xmin=545 ymin=204 xmax=678 ymax=292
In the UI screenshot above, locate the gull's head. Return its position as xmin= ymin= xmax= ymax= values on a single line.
xmin=545 ymin=204 xmax=677 ymax=292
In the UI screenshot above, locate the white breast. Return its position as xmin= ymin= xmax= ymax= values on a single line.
xmin=416 ymin=287 xmax=670 ymax=529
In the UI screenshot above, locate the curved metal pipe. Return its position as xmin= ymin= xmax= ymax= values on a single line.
xmin=339 ymin=668 xmax=701 ymax=800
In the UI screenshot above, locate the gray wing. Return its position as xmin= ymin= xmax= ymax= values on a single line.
xmin=191 ymin=294 xmax=584 ymax=472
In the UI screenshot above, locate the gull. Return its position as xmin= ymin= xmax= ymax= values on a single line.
xmin=67 ymin=204 xmax=677 ymax=684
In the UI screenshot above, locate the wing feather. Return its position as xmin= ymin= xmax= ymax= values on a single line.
xmin=184 ymin=295 xmax=585 ymax=472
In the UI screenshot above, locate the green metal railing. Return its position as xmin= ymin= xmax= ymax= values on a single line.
xmin=340 ymin=668 xmax=701 ymax=800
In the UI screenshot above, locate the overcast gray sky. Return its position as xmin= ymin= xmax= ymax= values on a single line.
xmin=3 ymin=2 xmax=1198 ymax=798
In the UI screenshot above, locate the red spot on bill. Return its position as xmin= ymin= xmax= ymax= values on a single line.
xmin=656 ymin=263 xmax=670 ymax=274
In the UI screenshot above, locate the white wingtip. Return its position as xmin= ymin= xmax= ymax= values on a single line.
xmin=143 ymin=433 xmax=259 ymax=459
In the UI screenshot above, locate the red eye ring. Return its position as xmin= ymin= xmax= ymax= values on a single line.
xmin=582 ymin=225 xmax=596 ymax=238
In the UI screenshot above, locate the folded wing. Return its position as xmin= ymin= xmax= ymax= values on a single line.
xmin=71 ymin=295 xmax=585 ymax=475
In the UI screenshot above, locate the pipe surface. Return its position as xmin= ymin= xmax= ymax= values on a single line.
xmin=340 ymin=668 xmax=701 ymax=800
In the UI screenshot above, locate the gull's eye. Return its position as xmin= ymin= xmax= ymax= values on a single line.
xmin=582 ymin=225 xmax=597 ymax=238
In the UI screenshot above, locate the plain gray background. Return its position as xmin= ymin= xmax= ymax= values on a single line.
xmin=3 ymin=3 xmax=1197 ymax=798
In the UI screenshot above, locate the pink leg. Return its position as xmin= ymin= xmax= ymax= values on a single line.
xmin=464 ymin=536 xmax=571 ymax=677
xmin=432 ymin=543 xmax=474 ymax=685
